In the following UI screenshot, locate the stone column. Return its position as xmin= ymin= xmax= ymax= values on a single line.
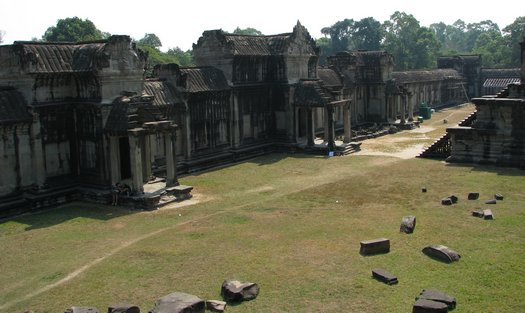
xmin=408 ymin=91 xmax=414 ymax=122
xmin=323 ymin=106 xmax=330 ymax=143
xmin=231 ymin=91 xmax=241 ymax=148
xmin=30 ymin=113 xmax=46 ymax=187
xmin=184 ymin=109 xmax=192 ymax=160
xmin=343 ymin=102 xmax=352 ymax=143
xmin=400 ymin=93 xmax=407 ymax=124
xmin=327 ymin=104 xmax=336 ymax=151
xmin=142 ymin=134 xmax=152 ymax=182
xmin=307 ymin=108 xmax=315 ymax=147
xmin=109 ymin=135 xmax=120 ymax=184
xmin=165 ymin=126 xmax=179 ymax=187
xmin=128 ymin=128 xmax=145 ymax=195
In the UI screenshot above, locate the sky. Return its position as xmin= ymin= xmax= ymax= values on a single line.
xmin=1 ymin=0 xmax=523 ymax=51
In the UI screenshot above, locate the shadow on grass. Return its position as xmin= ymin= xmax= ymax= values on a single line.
xmin=443 ymin=161 xmax=525 ymax=177
xmin=1 ymin=202 xmax=135 ymax=231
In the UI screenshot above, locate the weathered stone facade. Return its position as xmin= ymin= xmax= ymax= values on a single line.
xmin=446 ymin=37 xmax=525 ymax=167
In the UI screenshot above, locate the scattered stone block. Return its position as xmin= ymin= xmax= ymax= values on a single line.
xmin=108 ymin=304 xmax=140 ymax=313
xmin=472 ymin=210 xmax=484 ymax=218
xmin=221 ymin=280 xmax=259 ymax=302
xmin=360 ymin=238 xmax=390 ymax=255
xmin=412 ymin=299 xmax=448 ymax=313
xmin=422 ymin=187 xmax=427 ymax=193
xmin=485 ymin=199 xmax=497 ymax=204
xmin=148 ymin=292 xmax=205 ymax=313
xmin=494 ymin=193 xmax=504 ymax=200
xmin=65 ymin=308 xmax=99 ymax=313
xmin=468 ymin=192 xmax=479 ymax=200
xmin=422 ymin=245 xmax=461 ymax=263
xmin=449 ymin=195 xmax=458 ymax=203
xmin=483 ymin=209 xmax=494 ymax=220
xmin=372 ymin=268 xmax=398 ymax=285
xmin=441 ymin=198 xmax=453 ymax=205
xmin=205 ymin=300 xmax=226 ymax=313
xmin=400 ymin=215 xmax=416 ymax=234
xmin=416 ymin=289 xmax=456 ymax=310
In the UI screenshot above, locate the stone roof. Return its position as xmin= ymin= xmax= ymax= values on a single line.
xmin=143 ymin=80 xmax=182 ymax=106
xmin=178 ymin=67 xmax=230 ymax=92
xmin=294 ymin=80 xmax=332 ymax=107
xmin=317 ymin=68 xmax=342 ymax=87
xmin=5 ymin=41 xmax=105 ymax=73
xmin=483 ymin=77 xmax=521 ymax=88
xmin=222 ymin=34 xmax=290 ymax=55
xmin=481 ymin=68 xmax=520 ymax=78
xmin=392 ymin=69 xmax=462 ymax=83
xmin=0 ymin=87 xmax=32 ymax=125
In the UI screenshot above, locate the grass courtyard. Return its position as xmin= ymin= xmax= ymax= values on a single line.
xmin=1 ymin=105 xmax=524 ymax=312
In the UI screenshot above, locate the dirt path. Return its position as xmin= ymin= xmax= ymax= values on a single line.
xmin=1 ymin=104 xmax=475 ymax=311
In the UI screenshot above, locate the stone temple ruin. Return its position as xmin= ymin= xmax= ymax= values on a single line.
xmin=0 ymin=22 xmax=521 ymax=216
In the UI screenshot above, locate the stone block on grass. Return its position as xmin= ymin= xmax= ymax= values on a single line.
xmin=468 ymin=192 xmax=479 ymax=200
xmin=422 ymin=245 xmax=460 ymax=263
xmin=412 ymin=299 xmax=448 ymax=313
xmin=400 ymin=215 xmax=416 ymax=234
xmin=360 ymin=238 xmax=390 ymax=255
xmin=108 ymin=304 xmax=140 ymax=313
xmin=221 ymin=280 xmax=259 ymax=302
xmin=416 ymin=289 xmax=456 ymax=310
xmin=372 ymin=268 xmax=398 ymax=285
xmin=148 ymin=292 xmax=205 ymax=313
xmin=483 ymin=209 xmax=494 ymax=220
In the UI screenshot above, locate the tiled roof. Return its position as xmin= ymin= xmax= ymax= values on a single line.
xmin=317 ymin=68 xmax=342 ymax=87
xmin=392 ymin=69 xmax=462 ymax=83
xmin=11 ymin=42 xmax=105 ymax=73
xmin=0 ymin=88 xmax=32 ymax=124
xmin=179 ymin=67 xmax=230 ymax=92
xmin=483 ymin=78 xmax=521 ymax=88
xmin=223 ymin=34 xmax=291 ymax=55
xmin=143 ymin=80 xmax=182 ymax=106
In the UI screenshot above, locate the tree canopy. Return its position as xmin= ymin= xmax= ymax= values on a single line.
xmin=42 ymin=17 xmax=105 ymax=42
xmin=232 ymin=27 xmax=263 ymax=36
xmin=138 ymin=33 xmax=162 ymax=48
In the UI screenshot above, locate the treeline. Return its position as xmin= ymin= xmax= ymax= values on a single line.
xmin=32 ymin=14 xmax=525 ymax=71
xmin=318 ymin=12 xmax=525 ymax=70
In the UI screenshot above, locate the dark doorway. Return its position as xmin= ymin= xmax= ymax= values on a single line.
xmin=119 ymin=137 xmax=132 ymax=179
xmin=298 ymin=108 xmax=307 ymax=138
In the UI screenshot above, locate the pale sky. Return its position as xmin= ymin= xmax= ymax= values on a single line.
xmin=1 ymin=0 xmax=523 ymax=51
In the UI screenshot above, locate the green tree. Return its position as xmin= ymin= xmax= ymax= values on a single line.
xmin=503 ymin=16 xmax=525 ymax=66
xmin=138 ymin=33 xmax=162 ymax=48
xmin=166 ymin=47 xmax=194 ymax=67
xmin=472 ymin=31 xmax=510 ymax=67
xmin=321 ymin=19 xmax=354 ymax=53
xmin=232 ymin=27 xmax=263 ymax=36
xmin=383 ymin=11 xmax=440 ymax=70
xmin=42 ymin=17 xmax=104 ymax=42
xmin=353 ymin=17 xmax=383 ymax=51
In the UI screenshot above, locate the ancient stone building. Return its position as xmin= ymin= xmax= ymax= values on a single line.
xmin=0 ymin=36 xmax=182 ymax=214
xmin=446 ymin=38 xmax=525 ymax=167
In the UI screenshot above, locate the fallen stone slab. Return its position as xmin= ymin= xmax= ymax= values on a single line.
xmin=108 ymin=304 xmax=140 ymax=313
xmin=483 ymin=209 xmax=494 ymax=220
xmin=485 ymin=199 xmax=497 ymax=204
xmin=205 ymin=300 xmax=226 ymax=312
xmin=372 ymin=268 xmax=398 ymax=285
xmin=412 ymin=299 xmax=448 ymax=313
xmin=422 ymin=245 xmax=461 ymax=263
xmin=422 ymin=187 xmax=427 ymax=193
xmin=468 ymin=192 xmax=479 ymax=200
xmin=472 ymin=210 xmax=484 ymax=218
xmin=494 ymin=193 xmax=504 ymax=200
xmin=360 ymin=238 xmax=390 ymax=255
xmin=441 ymin=198 xmax=453 ymax=205
xmin=449 ymin=195 xmax=458 ymax=203
xmin=148 ymin=292 xmax=205 ymax=313
xmin=400 ymin=215 xmax=416 ymax=234
xmin=416 ymin=289 xmax=456 ymax=309
xmin=221 ymin=280 xmax=260 ymax=302
xmin=64 ymin=308 xmax=99 ymax=313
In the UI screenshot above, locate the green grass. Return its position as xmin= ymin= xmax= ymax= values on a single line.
xmin=1 ymin=106 xmax=524 ymax=312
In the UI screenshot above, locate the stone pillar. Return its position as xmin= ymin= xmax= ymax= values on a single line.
xmin=165 ymin=126 xmax=179 ymax=187
xmin=327 ymin=104 xmax=336 ymax=151
xmin=400 ymin=93 xmax=407 ymax=124
xmin=109 ymin=135 xmax=120 ymax=185
xmin=307 ymin=108 xmax=315 ymax=147
xmin=128 ymin=129 xmax=145 ymax=195
xmin=184 ymin=110 xmax=192 ymax=160
xmin=407 ymin=92 xmax=414 ymax=122
xmin=343 ymin=102 xmax=352 ymax=143
xmin=231 ymin=91 xmax=241 ymax=148
xmin=142 ymin=134 xmax=152 ymax=182
xmin=323 ymin=106 xmax=330 ymax=143
xmin=29 ymin=113 xmax=46 ymax=186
